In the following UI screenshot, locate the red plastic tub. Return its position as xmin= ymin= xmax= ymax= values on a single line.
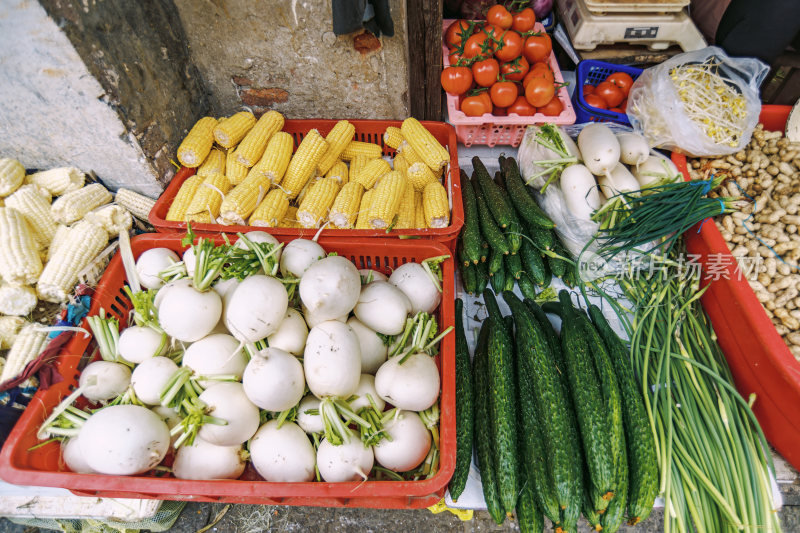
xmin=673 ymin=104 xmax=800 ymax=470
xmin=149 ymin=119 xmax=463 ymax=253
xmin=0 ymin=233 xmax=456 ymax=508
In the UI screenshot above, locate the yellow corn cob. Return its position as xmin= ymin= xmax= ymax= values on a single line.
xmin=177 ymin=117 xmax=218 ymax=167
xmin=26 ymin=167 xmax=84 ymax=196
xmin=47 ymin=225 xmax=69 ymax=262
xmin=325 ymin=160 xmax=349 ymax=185
xmin=383 ymin=127 xmax=404 ymax=150
xmin=114 ymin=188 xmax=156 ymax=220
xmin=297 ymin=178 xmax=340 ymax=228
xmin=407 ymin=162 xmax=439 ymax=192
xmin=352 ymin=158 xmax=392 ymax=190
xmin=166 ymin=174 xmax=203 ymax=222
xmin=317 ymin=120 xmax=356 ymax=175
xmin=219 ymin=171 xmax=271 ymax=225
xmin=213 ymin=111 xmax=256 ymax=149
xmin=423 ymin=181 xmax=450 ymax=228
xmin=355 ymin=189 xmax=375 ymax=229
xmin=367 ymin=171 xmax=406 ymax=229
xmin=414 ymin=192 xmax=426 ymax=228
xmin=393 ymin=152 xmax=409 ymax=175
xmin=197 ymin=148 xmax=227 ymax=178
xmin=249 ymin=188 xmax=289 ymax=228
xmin=340 ymin=141 xmax=383 ymax=162
xmin=185 ymin=172 xmax=231 ymax=223
xmin=282 ymin=129 xmax=328 ymax=199
xmin=225 ymin=153 xmax=249 ymax=186
xmin=0 ymin=324 xmax=48 ymax=383
xmin=0 ymin=158 xmax=25 ymax=197
xmin=396 ymin=142 xmax=442 ymax=177
xmin=50 ymin=183 xmax=113 ymax=225
xmin=349 ymin=155 xmax=371 ymax=180
xmin=395 ymin=181 xmax=416 ymax=229
xmin=294 ymin=177 xmax=317 ymax=207
xmin=0 ymin=283 xmax=37 ymax=316
xmin=0 ymin=207 xmax=43 ymax=285
xmin=251 ymin=132 xmax=294 ymax=185
xmin=84 ymin=204 xmax=133 ymax=235
xmin=329 ymin=182 xmax=365 ymax=229
xmin=0 ymin=316 xmax=28 ymax=350
xmin=37 ymin=220 xmax=108 ymax=303
xmin=281 ymin=206 xmax=302 ymax=228
xmin=401 ymin=118 xmax=450 ymax=171
xmin=5 ymin=184 xmax=57 ymax=247
xmin=233 ymin=110 xmax=285 ymax=167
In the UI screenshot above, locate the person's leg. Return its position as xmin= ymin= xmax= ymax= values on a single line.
xmin=716 ymin=0 xmax=800 ymax=63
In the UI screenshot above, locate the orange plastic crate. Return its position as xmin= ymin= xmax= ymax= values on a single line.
xmin=0 ymin=233 xmax=456 ymax=508
xmin=149 ymin=119 xmax=463 ymax=253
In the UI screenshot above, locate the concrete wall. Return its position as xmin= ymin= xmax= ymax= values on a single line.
xmin=173 ymin=0 xmax=409 ymax=120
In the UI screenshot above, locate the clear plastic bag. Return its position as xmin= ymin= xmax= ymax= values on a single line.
xmin=627 ymin=46 xmax=768 ymax=157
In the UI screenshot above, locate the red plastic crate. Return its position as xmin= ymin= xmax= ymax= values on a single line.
xmin=0 ymin=234 xmax=456 ymax=509
xmin=674 ymin=104 xmax=800 ymax=471
xmin=149 ymin=119 xmax=463 ymax=253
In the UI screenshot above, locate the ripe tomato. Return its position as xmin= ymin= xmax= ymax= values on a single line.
xmin=609 ymin=107 xmax=623 ymax=113
xmin=619 ymin=99 xmax=628 ymax=112
xmin=448 ymin=48 xmax=466 ymax=66
xmin=493 ymin=106 xmax=508 ymax=116
xmin=472 ymin=58 xmax=500 ymax=87
xmin=583 ymin=84 xmax=595 ymax=95
xmin=523 ymin=33 xmax=552 ymax=63
xmin=490 ymin=81 xmax=518 ymax=108
xmin=463 ymin=33 xmax=490 ymax=59
xmin=594 ymin=81 xmax=624 ymax=107
xmin=494 ymin=30 xmax=523 ymax=62
xmin=606 ymin=72 xmax=634 ymax=96
xmin=524 ymin=77 xmax=555 ymax=107
xmin=584 ymin=94 xmax=608 ymax=110
xmin=461 ymin=95 xmax=490 ymax=116
xmin=500 ymin=56 xmax=529 ymax=82
xmin=524 ymin=64 xmax=554 ymax=86
xmin=445 ymin=20 xmax=472 ymax=49
xmin=440 ymin=66 xmax=473 ymax=96
xmin=507 ymin=95 xmax=536 ymax=116
xmin=476 ymin=90 xmax=492 ymax=110
xmin=487 ymin=5 xmax=513 ymax=30
xmin=511 ymin=7 xmax=536 ymax=33
xmin=538 ymin=95 xmax=564 ymax=116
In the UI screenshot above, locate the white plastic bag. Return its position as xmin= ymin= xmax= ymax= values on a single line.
xmin=627 ymin=46 xmax=768 ymax=157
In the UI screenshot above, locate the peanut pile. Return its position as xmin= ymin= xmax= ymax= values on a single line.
xmin=688 ymin=124 xmax=800 ymax=361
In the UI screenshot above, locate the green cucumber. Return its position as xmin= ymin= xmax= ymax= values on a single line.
xmin=488 ymin=248 xmax=503 ymax=275
xmin=475 ymin=260 xmax=490 ymax=293
xmin=449 ymin=298 xmax=473 ymax=502
xmin=490 ymin=262 xmax=506 ymax=293
xmin=516 ymin=273 xmax=538 ymax=301
xmin=503 ymin=265 xmax=515 ymax=292
xmin=516 ymin=477 xmax=544 ymax=533
xmin=548 ymin=236 xmax=571 ymax=281
xmin=527 ymin=222 xmax=555 ymax=252
xmin=494 ymin=177 xmax=523 ymax=254
xmin=473 ymin=174 xmax=510 ymax=255
xmin=520 ymin=239 xmax=547 ymax=285
xmin=461 ymin=261 xmax=477 ymax=295
xmin=473 ymin=156 xmax=514 ymax=229
xmin=500 ymin=156 xmax=555 ymax=229
xmin=600 ymin=431 xmax=628 ymax=533
xmin=460 ymin=170 xmax=482 ymax=264
xmin=504 ymin=247 xmax=524 ymax=280
xmin=582 ymin=480 xmax=603 ymax=532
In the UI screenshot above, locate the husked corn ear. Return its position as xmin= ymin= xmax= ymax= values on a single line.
xmin=395 ymin=181 xmax=416 ymax=229
xmin=114 ymin=188 xmax=156 ymax=221
xmin=37 ymin=220 xmax=108 ymax=303
xmin=414 ymin=192 xmax=426 ymax=228
xmin=341 ymin=141 xmax=383 ymax=162
xmin=0 ymin=316 xmax=28 ymax=350
xmin=84 ymin=204 xmax=133 ymax=235
xmin=0 ymin=324 xmax=48 ymax=383
xmin=317 ymin=120 xmax=356 ymax=175
xmin=329 ymin=182 xmax=364 ymax=229
xmin=400 ymin=118 xmax=449 ymax=171
xmin=0 ymin=207 xmax=43 ymax=285
xmin=297 ymin=178 xmax=339 ymax=228
xmin=355 ymin=189 xmax=375 ymax=229
xmin=225 ymin=153 xmax=249 ymax=186
xmin=234 ymin=110 xmax=285 ymax=166
xmin=250 ymin=188 xmax=289 ymax=228
xmin=368 ymin=171 xmax=406 ymax=229
xmin=281 ymin=206 xmax=302 ymax=228
xmin=282 ymin=129 xmax=328 ymax=199
xmin=251 ymin=132 xmax=294 ymax=185
xmin=177 ymin=117 xmax=218 ymax=167
xmin=197 ymin=148 xmax=226 ymax=178
xmin=0 ymin=283 xmax=37 ymax=316
xmin=349 ymin=155 xmax=371 ymax=179
xmin=352 ymin=158 xmax=392 ymax=189
xmin=51 ymin=183 xmax=113 ymax=225
xmin=166 ymin=174 xmax=203 ymax=221
xmin=393 ymin=152 xmax=409 ymax=175
xmin=185 ymin=172 xmax=231 ymax=223
xmin=423 ymin=181 xmax=450 ymax=228
xmin=213 ymin=111 xmax=256 ymax=149
xmin=325 ymin=160 xmax=349 ymax=185
xmin=26 ymin=167 xmax=85 ymax=196
xmin=0 ymin=158 xmax=25 ymax=197
xmin=294 ymin=177 xmax=316 ymax=207
xmin=407 ymin=162 xmax=439 ymax=192
xmin=219 ymin=171 xmax=271 ymax=225
xmin=383 ymin=127 xmax=404 ymax=150
xmin=47 ymin=225 xmax=69 ymax=262
xmin=5 ymin=184 xmax=57 ymax=247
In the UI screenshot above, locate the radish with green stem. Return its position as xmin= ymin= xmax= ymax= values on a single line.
xmin=242 ymin=347 xmax=305 ymax=411
xmin=224 ymin=275 xmax=288 ymax=343
xmin=249 ymin=420 xmax=316 ymax=482
xmin=632 ymin=153 xmax=681 ymax=188
xmin=135 ymin=248 xmax=179 ymax=290
xmin=153 ymin=279 xmax=190 ymax=310
xmin=316 ymin=429 xmax=374 ymax=482
xmin=616 ymin=132 xmax=650 ymax=167
xmin=523 ymin=124 xmax=581 ymax=192
xmin=388 ymin=256 xmax=448 ymax=314
xmin=296 ymin=394 xmax=324 ymax=434
xmin=280 ymin=239 xmax=325 ymax=278
xmin=158 ymin=279 xmax=222 ymax=343
xmin=375 ymin=352 xmax=440 ymax=412
xmin=86 ymin=310 xmax=121 ymax=362
xmin=560 ymin=164 xmax=602 ymax=221
xmin=358 ymin=269 xmax=387 ymax=284
xmin=303 ymin=320 xmax=361 ymax=399
xmin=131 ymin=356 xmax=179 ymax=405
xmin=578 ymin=123 xmax=620 ymax=181
xmin=236 ymin=230 xmax=281 ymax=259
xmin=182 ymin=333 xmax=247 ymax=386
xmin=353 ymin=281 xmax=411 ymax=335
xmin=152 ymin=405 xmax=182 ymax=447
xmin=182 ymin=248 xmax=196 ymax=276
xmin=267 ymin=308 xmax=308 ymax=356
xmin=118 ymin=325 xmax=167 ymax=364
xmin=62 ymin=436 xmax=94 ymax=474
xmin=173 ymin=438 xmax=247 ymax=480
xmin=347 ymin=317 xmax=388 ymax=375
xmin=78 ymin=361 xmax=131 ymax=402
xmin=373 ymin=410 xmax=431 ymax=472
xmin=299 ymin=256 xmax=361 ymax=322
xmin=349 ymin=374 xmax=386 ymax=412
xmin=302 ymin=304 xmax=347 ymax=329
xmin=196 ymin=382 xmax=260 ymax=447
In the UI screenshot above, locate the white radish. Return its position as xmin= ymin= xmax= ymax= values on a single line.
xmin=173 ymin=438 xmax=246 ymax=480
xmin=224 ymin=275 xmax=288 ymax=343
xmin=353 ymin=281 xmax=411 ymax=335
xmin=237 ymin=231 xmax=282 ymax=262
xmin=296 ymin=394 xmax=324 ymax=434
xmin=599 ymin=163 xmax=640 ymax=198
xmin=135 ymin=248 xmax=179 ymax=290
xmin=578 ymin=123 xmax=620 ymax=178
xmin=249 ymin=420 xmax=316 ymax=482
xmin=389 ymin=263 xmax=441 ymax=314
xmin=212 ymin=277 xmax=240 ymax=302
xmin=197 ymin=382 xmax=260 ymax=446
xmin=182 ymin=333 xmax=247 ymax=386
xmin=182 ymin=248 xmax=196 ymax=277
xmin=153 ymin=278 xmax=192 ymax=309
xmin=559 ymin=164 xmax=601 ymax=221
xmin=358 ymin=269 xmax=388 ymax=283
xmin=349 ymin=374 xmax=385 ymax=412
xmin=280 ymin=239 xmax=325 ymax=278
xmin=158 ymin=283 xmax=221 ymax=342
xmin=299 ymin=256 xmax=361 ymax=322
xmin=302 ymin=304 xmax=348 ymax=329
xmin=79 ymin=405 xmax=170 ymax=475
xmin=130 ymin=356 xmax=178 ymax=405
xmin=78 ymin=361 xmax=131 ymax=402
xmin=316 ymin=431 xmax=374 ymax=482
xmin=303 ymin=320 xmax=361 ymax=399
xmin=375 ymin=353 xmax=440 ymax=412
xmin=118 ymin=325 xmax=165 ymax=364
xmin=151 ymin=405 xmax=182 ymax=447
xmin=616 ymin=132 xmax=650 ymax=167
xmin=373 ymin=410 xmax=431 ymax=472
xmin=267 ymin=308 xmax=308 ymax=356
xmin=633 ymin=153 xmax=681 ymax=187
xmin=242 ymin=347 xmax=305 ymax=411
xmin=347 ymin=317 xmax=388 ymax=375
xmin=62 ymin=436 xmax=95 ymax=474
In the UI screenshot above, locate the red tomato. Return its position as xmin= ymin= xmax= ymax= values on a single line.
xmin=493 ymin=106 xmax=508 ymax=116
xmin=472 ymin=58 xmax=500 ymax=87
xmin=584 ymin=94 xmax=608 ymax=110
xmin=583 ymin=84 xmax=595 ymax=95
xmin=511 ymin=8 xmax=536 ymax=33
xmin=507 ymin=95 xmax=536 ymax=116
xmin=463 ymin=33 xmax=490 ymax=59
xmin=538 ymin=96 xmax=564 ymax=116
xmin=606 ymin=72 xmax=634 ymax=95
xmin=440 ymin=66 xmax=473 ymax=96
xmin=487 ymin=5 xmax=513 ymax=30
xmin=475 ymin=90 xmax=493 ymax=110
xmin=524 ymin=65 xmax=554 ymax=85
xmin=461 ymin=95 xmax=490 ymax=116
xmin=525 ymin=77 xmax=555 ymax=107
xmin=448 ymin=48 xmax=467 ymax=66
xmin=609 ymin=107 xmax=623 ymax=113
xmin=445 ymin=20 xmax=472 ymax=49
xmin=479 ymin=23 xmax=503 ymax=51
xmin=523 ymin=33 xmax=552 ymax=63
xmin=490 ymin=81 xmax=518 ymax=108
xmin=594 ymin=81 xmax=624 ymax=108
xmin=494 ymin=30 xmax=523 ymax=62
xmin=500 ymin=56 xmax=529 ymax=82
xmin=619 ymin=99 xmax=628 ymax=112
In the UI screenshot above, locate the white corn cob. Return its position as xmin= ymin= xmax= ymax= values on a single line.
xmin=0 ymin=158 xmax=25 ymax=197
xmin=0 ymin=323 xmax=48 ymax=383
xmin=47 ymin=224 xmax=70 ymax=262
xmin=115 ymin=188 xmax=156 ymax=220
xmin=0 ymin=316 xmax=28 ymax=350
xmin=0 ymin=284 xmax=37 ymax=316
xmin=85 ymin=204 xmax=133 ymax=236
xmin=51 ymin=183 xmax=113 ymax=225
xmin=0 ymin=207 xmax=43 ymax=285
xmin=5 ymin=184 xmax=58 ymax=247
xmin=37 ymin=220 xmax=109 ymax=302
xmin=26 ymin=167 xmax=85 ymax=196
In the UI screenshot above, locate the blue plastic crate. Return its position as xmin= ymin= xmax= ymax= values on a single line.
xmin=572 ymin=60 xmax=644 ymax=126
